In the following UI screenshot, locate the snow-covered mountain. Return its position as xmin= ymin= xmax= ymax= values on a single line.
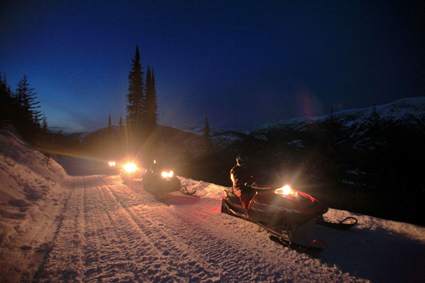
xmin=180 ymin=97 xmax=425 ymax=152
xmin=253 ymin=97 xmax=425 ymax=134
xmin=1 ymin=126 xmax=425 ymax=282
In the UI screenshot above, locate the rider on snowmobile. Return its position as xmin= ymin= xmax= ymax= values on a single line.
xmin=150 ymin=159 xmax=159 ymax=174
xmin=230 ymin=153 xmax=258 ymax=217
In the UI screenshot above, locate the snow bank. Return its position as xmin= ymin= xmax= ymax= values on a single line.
xmin=0 ymin=129 xmax=66 ymax=244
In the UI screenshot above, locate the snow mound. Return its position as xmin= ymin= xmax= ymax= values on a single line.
xmin=0 ymin=129 xmax=66 ymax=244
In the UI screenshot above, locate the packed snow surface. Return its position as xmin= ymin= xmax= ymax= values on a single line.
xmin=1 ymin=129 xmax=425 ymax=282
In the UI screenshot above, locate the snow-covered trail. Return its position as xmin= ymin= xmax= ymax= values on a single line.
xmin=22 ymin=174 xmax=362 ymax=282
xmin=1 ymin=168 xmax=425 ymax=282
xmin=2 ymin=130 xmax=425 ymax=282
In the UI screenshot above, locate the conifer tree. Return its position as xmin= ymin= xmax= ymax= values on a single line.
xmin=118 ymin=115 xmax=125 ymax=151
xmin=203 ymin=111 xmax=210 ymax=139
xmin=145 ymin=65 xmax=158 ymax=133
xmin=366 ymin=104 xmax=381 ymax=128
xmin=14 ymin=75 xmax=42 ymax=138
xmin=126 ymin=45 xmax=145 ymax=151
xmin=203 ymin=111 xmax=213 ymax=153
xmin=108 ymin=115 xmax=113 ymax=138
xmin=119 ymin=115 xmax=124 ymax=136
xmin=0 ymin=73 xmax=14 ymax=128
xmin=41 ymin=112 xmax=48 ymax=133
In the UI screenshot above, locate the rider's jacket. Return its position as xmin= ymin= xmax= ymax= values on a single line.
xmin=230 ymin=164 xmax=257 ymax=189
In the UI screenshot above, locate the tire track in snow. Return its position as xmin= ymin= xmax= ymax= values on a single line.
xmin=30 ymin=175 xmax=363 ymax=282
xmin=130 ymin=197 xmax=285 ymax=282
xmin=103 ymin=176 xmax=364 ymax=283
xmin=0 ymin=178 xmax=73 ymax=283
xmin=96 ymin=176 xmax=220 ymax=282
xmin=33 ymin=176 xmax=86 ymax=282
xmin=100 ymin=177 xmax=294 ymax=282
xmin=82 ymin=175 xmax=142 ymax=282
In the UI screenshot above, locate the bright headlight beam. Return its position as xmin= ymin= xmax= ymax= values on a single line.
xmin=275 ymin=185 xmax=292 ymax=196
xmin=161 ymin=170 xmax=174 ymax=178
xmin=124 ymin=163 xmax=137 ymax=172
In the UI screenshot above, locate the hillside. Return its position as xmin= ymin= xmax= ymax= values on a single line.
xmin=184 ymin=97 xmax=425 ymax=226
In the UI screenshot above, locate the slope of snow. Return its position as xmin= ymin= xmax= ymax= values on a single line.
xmin=1 ymin=128 xmax=425 ymax=282
xmin=257 ymin=97 xmax=425 ymax=130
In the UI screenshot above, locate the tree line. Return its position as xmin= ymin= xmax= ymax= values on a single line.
xmin=1 ymin=45 xmax=160 ymax=162
xmin=0 ymin=73 xmax=46 ymax=143
xmin=124 ymin=45 xmax=159 ymax=162
xmin=85 ymin=45 xmax=160 ymax=163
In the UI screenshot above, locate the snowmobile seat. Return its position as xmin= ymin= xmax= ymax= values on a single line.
xmin=224 ymin=187 xmax=242 ymax=205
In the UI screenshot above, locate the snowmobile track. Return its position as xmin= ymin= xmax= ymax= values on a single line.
xmin=100 ymin=176 xmax=303 ymax=282
xmin=4 ymin=174 xmax=368 ymax=282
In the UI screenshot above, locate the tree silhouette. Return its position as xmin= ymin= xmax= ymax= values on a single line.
xmin=108 ymin=115 xmax=112 ymax=139
xmin=41 ymin=112 xmax=48 ymax=133
xmin=145 ymin=65 xmax=158 ymax=133
xmin=126 ymin=45 xmax=145 ymax=154
xmin=203 ymin=112 xmax=213 ymax=154
xmin=118 ymin=115 xmax=124 ymax=142
xmin=0 ymin=73 xmax=14 ymax=128
xmin=203 ymin=112 xmax=210 ymax=139
xmin=14 ymin=75 xmax=42 ymax=140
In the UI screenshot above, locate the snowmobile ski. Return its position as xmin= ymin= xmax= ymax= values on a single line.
xmin=180 ymin=186 xmax=196 ymax=195
xmin=316 ymin=216 xmax=358 ymax=230
xmin=269 ymin=235 xmax=327 ymax=255
xmin=254 ymin=220 xmax=327 ymax=254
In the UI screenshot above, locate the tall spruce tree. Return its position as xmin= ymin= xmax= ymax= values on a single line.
xmin=118 ymin=115 xmax=125 ymax=152
xmin=0 ymin=73 xmax=14 ymax=128
xmin=41 ymin=113 xmax=48 ymax=133
xmin=203 ymin=111 xmax=213 ymax=153
xmin=145 ymin=65 xmax=158 ymax=133
xmin=108 ymin=115 xmax=112 ymax=138
xmin=14 ymin=75 xmax=42 ymax=139
xmin=203 ymin=111 xmax=210 ymax=139
xmin=126 ymin=45 xmax=145 ymax=152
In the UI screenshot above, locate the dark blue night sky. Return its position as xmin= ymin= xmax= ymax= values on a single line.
xmin=1 ymin=0 xmax=424 ymax=133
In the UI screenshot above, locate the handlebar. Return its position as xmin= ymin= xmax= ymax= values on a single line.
xmin=244 ymin=183 xmax=272 ymax=191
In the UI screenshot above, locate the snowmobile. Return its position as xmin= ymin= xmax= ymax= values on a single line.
xmin=143 ymin=162 xmax=196 ymax=200
xmin=221 ymin=184 xmax=357 ymax=254
xmin=120 ymin=161 xmax=143 ymax=184
xmin=106 ymin=160 xmax=119 ymax=175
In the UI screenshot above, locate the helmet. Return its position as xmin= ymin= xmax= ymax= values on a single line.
xmin=236 ymin=153 xmax=248 ymax=166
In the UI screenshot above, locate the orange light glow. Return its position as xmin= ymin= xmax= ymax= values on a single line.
xmin=275 ymin=185 xmax=292 ymax=196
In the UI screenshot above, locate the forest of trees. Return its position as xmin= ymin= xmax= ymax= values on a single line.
xmin=1 ymin=45 xmax=160 ymax=163
xmin=124 ymin=45 xmax=159 ymax=163
xmin=0 ymin=73 xmax=47 ymax=144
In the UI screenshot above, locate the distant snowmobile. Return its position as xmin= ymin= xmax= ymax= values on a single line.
xmin=221 ymin=184 xmax=357 ymax=254
xmin=106 ymin=160 xmax=119 ymax=175
xmin=143 ymin=161 xmax=196 ymax=200
xmin=120 ymin=161 xmax=143 ymax=184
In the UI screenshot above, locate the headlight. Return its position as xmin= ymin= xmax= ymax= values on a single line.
xmin=275 ymin=185 xmax=295 ymax=196
xmin=108 ymin=161 xmax=116 ymax=167
xmin=161 ymin=170 xmax=174 ymax=178
xmin=124 ymin=163 xmax=137 ymax=172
